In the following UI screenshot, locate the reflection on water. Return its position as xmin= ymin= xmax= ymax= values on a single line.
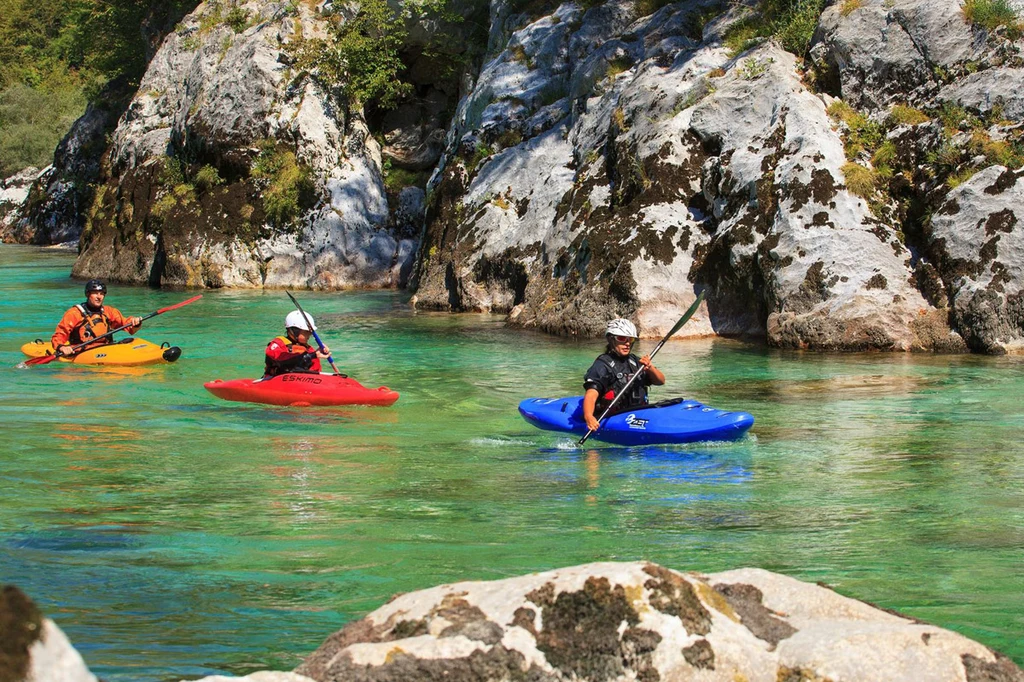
xmin=1 ymin=245 xmax=1023 ymax=680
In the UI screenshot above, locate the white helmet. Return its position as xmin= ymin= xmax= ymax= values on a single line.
xmin=285 ymin=310 xmax=316 ymax=331
xmin=605 ymin=318 xmax=638 ymax=338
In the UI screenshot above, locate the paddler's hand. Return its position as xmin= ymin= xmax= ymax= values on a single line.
xmin=57 ymin=344 xmax=73 ymax=356
xmin=639 ymin=355 xmax=653 ymax=369
xmin=316 ymin=345 xmax=331 ymax=358
xmin=585 ymin=414 xmax=601 ymax=432
xmin=127 ymin=316 xmax=142 ymax=328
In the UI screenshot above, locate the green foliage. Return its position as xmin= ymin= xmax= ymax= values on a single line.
xmin=224 ymin=7 xmax=251 ymax=33
xmin=251 ymin=142 xmax=316 ymax=227
xmin=467 ymin=142 xmax=494 ymax=173
xmin=962 ymin=0 xmax=1021 ymax=37
xmin=968 ymin=130 xmax=1024 ymax=168
xmin=946 ymin=166 xmax=980 ymax=188
xmin=722 ymin=0 xmax=827 ymax=57
xmin=158 ymin=156 xmax=187 ymax=187
xmin=606 ymin=55 xmax=634 ymax=79
xmin=871 ymin=140 xmax=897 ymax=171
xmin=0 ymin=0 xmax=197 ymax=174
xmin=383 ymin=163 xmax=430 ymax=193
xmin=925 ymin=139 xmax=963 ymax=173
xmin=888 ymin=104 xmax=929 ymax=126
xmin=772 ymin=0 xmax=827 ymax=55
xmin=684 ymin=4 xmax=726 ymax=41
xmin=839 ymin=0 xmax=862 ymax=16
xmin=293 ymin=0 xmax=416 ymax=109
xmin=841 ymin=162 xmax=876 ymax=199
xmin=936 ymin=102 xmax=982 ymax=133
xmin=723 ymin=16 xmax=763 ymax=55
xmin=740 ymin=57 xmax=773 ymax=80
xmin=827 ymin=100 xmax=883 ymax=158
xmin=633 ymin=0 xmax=674 ymax=19
xmin=194 ymin=164 xmax=224 ymax=191
xmin=0 ymin=82 xmax=86 ymax=176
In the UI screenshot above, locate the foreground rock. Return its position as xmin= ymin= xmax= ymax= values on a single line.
xmin=294 ymin=561 xmax=1023 ymax=682
xmin=0 ymin=585 xmax=97 ymax=682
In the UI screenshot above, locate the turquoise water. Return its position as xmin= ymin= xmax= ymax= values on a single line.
xmin=1 ymin=244 xmax=1022 ymax=680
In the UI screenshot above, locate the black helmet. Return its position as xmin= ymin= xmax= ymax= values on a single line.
xmin=84 ymin=279 xmax=107 ymax=295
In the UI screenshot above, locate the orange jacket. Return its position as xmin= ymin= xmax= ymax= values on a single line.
xmin=52 ymin=304 xmax=139 ymax=349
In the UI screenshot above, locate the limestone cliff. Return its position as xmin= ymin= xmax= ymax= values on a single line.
xmin=10 ymin=0 xmax=1024 ymax=351
xmin=411 ymin=0 xmax=1023 ymax=351
xmin=68 ymin=0 xmax=480 ymax=290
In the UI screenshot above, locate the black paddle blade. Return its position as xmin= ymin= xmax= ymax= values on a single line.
xmin=665 ymin=290 xmax=706 ymax=339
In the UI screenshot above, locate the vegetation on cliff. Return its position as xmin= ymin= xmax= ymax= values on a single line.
xmin=0 ymin=0 xmax=197 ymax=176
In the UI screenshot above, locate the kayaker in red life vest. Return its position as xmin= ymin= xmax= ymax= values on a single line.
xmin=264 ymin=310 xmax=332 ymax=377
xmin=582 ymin=318 xmax=665 ymax=433
xmin=52 ymin=279 xmax=143 ymax=356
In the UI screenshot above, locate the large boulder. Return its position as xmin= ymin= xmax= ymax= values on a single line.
xmin=72 ymin=0 xmax=462 ymax=289
xmin=295 ymin=561 xmax=1024 ymax=682
xmin=809 ymin=0 xmax=988 ymax=110
xmin=410 ymin=0 xmax=963 ymax=349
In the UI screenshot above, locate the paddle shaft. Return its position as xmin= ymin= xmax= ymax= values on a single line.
xmin=285 ymin=291 xmax=342 ymax=375
xmin=24 ymin=294 xmax=203 ymax=366
xmin=578 ymin=291 xmax=706 ymax=445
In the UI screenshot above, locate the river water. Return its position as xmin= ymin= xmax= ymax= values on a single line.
xmin=1 ymin=244 xmax=1022 ymax=680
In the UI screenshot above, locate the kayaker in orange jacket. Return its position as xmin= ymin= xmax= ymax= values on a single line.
xmin=264 ymin=310 xmax=332 ymax=377
xmin=52 ymin=280 xmax=142 ymax=355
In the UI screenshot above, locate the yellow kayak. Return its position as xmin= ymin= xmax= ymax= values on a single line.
xmin=21 ymin=338 xmax=182 ymax=366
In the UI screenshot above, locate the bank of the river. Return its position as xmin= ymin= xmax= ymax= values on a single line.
xmin=1 ymin=245 xmax=1022 ymax=681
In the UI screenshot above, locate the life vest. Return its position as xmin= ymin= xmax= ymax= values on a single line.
xmin=264 ymin=335 xmax=314 ymax=376
xmin=596 ymin=352 xmax=648 ymax=414
xmin=71 ymin=303 xmax=112 ymax=345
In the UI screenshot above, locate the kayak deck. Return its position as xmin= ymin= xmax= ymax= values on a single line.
xmin=518 ymin=396 xmax=754 ymax=445
xmin=20 ymin=338 xmax=182 ymax=366
xmin=204 ymin=373 xmax=399 ymax=407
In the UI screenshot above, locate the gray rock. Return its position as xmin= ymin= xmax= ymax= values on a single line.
xmin=809 ymin=0 xmax=987 ymax=110
xmin=0 ymin=167 xmax=45 ymax=243
xmin=295 ymin=561 xmax=1024 ymax=682
xmin=74 ymin=0 xmax=442 ymax=290
xmin=926 ymin=166 xmax=1024 ymax=353
xmin=412 ymin=0 xmax=962 ymax=349
xmin=938 ymin=68 xmax=1024 ymax=122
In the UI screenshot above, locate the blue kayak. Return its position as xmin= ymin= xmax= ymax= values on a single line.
xmin=518 ymin=396 xmax=754 ymax=446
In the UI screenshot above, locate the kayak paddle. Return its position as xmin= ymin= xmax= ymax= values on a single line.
xmin=578 ymin=290 xmax=706 ymax=445
xmin=19 ymin=294 xmax=203 ymax=368
xmin=285 ymin=291 xmax=344 ymax=376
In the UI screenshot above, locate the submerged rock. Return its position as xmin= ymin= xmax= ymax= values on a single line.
xmin=295 ymin=561 xmax=1024 ymax=682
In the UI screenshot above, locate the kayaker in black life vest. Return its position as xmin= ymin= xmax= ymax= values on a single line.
xmin=582 ymin=318 xmax=665 ymax=433
xmin=264 ymin=310 xmax=332 ymax=377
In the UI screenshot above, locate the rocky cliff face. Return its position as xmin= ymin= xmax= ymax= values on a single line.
xmin=70 ymin=0 xmax=477 ymax=289
xmin=410 ymin=0 xmax=1023 ymax=351
xmin=21 ymin=0 xmax=1024 ymax=351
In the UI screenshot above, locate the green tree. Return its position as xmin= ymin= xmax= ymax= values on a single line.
xmin=296 ymin=0 xmax=413 ymax=110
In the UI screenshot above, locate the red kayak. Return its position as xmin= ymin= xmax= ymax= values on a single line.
xmin=204 ymin=373 xmax=399 ymax=407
